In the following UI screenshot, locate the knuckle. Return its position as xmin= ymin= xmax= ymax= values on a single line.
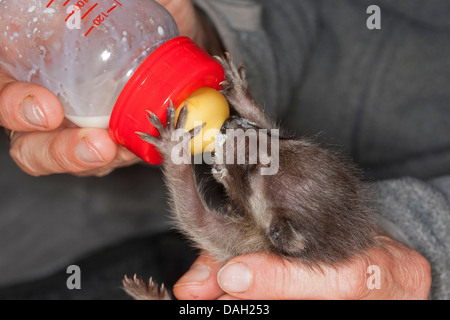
xmin=9 ymin=132 xmax=78 ymax=176
xmin=273 ymin=262 xmax=294 ymax=299
xmin=0 ymin=82 xmax=16 ymax=126
xmin=0 ymin=80 xmax=17 ymax=98
xmin=47 ymin=137 xmax=81 ymax=174
xmin=336 ymin=260 xmax=371 ymax=299
xmin=403 ymin=251 xmax=432 ymax=299
xmin=9 ymin=138 xmax=43 ymax=176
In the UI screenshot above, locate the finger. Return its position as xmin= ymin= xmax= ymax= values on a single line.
xmin=155 ymin=0 xmax=198 ymax=41
xmin=9 ymin=128 xmax=118 ymax=176
xmin=75 ymin=146 xmax=141 ymax=177
xmin=0 ymin=81 xmax=64 ymax=131
xmin=216 ymin=253 xmax=366 ymax=300
xmin=217 ymin=294 xmax=242 ymax=300
xmin=173 ymin=252 xmax=226 ymax=300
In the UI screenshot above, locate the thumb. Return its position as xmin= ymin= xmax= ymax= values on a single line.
xmin=0 ymin=80 xmax=64 ymax=131
xmin=216 ymin=253 xmax=359 ymax=300
xmin=173 ymin=252 xmax=225 ymax=300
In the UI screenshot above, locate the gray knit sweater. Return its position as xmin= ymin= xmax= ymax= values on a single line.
xmin=194 ymin=0 xmax=450 ymax=299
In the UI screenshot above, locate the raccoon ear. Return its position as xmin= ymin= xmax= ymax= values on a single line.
xmin=268 ymin=214 xmax=306 ymax=255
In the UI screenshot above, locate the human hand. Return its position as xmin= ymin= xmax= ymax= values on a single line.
xmin=173 ymin=235 xmax=431 ymax=300
xmin=156 ymin=0 xmax=223 ymax=54
xmin=0 ymin=72 xmax=140 ymax=177
xmin=1 ymin=2 xmax=220 ymax=178
xmin=155 ymin=0 xmax=198 ymax=39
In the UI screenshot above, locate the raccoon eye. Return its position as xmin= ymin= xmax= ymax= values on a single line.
xmin=268 ymin=216 xmax=306 ymax=256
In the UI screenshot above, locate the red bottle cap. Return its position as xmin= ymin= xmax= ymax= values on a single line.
xmin=109 ymin=36 xmax=225 ymax=164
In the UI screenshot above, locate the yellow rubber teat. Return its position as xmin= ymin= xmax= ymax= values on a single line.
xmin=175 ymin=87 xmax=230 ymax=155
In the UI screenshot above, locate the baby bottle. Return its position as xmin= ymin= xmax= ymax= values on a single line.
xmin=0 ymin=0 xmax=229 ymax=164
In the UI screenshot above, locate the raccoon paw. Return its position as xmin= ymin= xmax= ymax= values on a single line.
xmin=136 ymin=102 xmax=203 ymax=162
xmin=122 ymin=274 xmax=172 ymax=300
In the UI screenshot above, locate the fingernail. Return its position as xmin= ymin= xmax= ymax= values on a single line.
xmin=76 ymin=137 xmax=105 ymax=164
xmin=20 ymin=96 xmax=48 ymax=128
xmin=173 ymin=263 xmax=211 ymax=287
xmin=218 ymin=262 xmax=252 ymax=293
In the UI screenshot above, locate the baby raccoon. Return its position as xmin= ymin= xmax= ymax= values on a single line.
xmin=123 ymin=54 xmax=378 ymax=300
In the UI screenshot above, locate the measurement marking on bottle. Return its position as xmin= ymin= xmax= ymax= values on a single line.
xmin=46 ymin=0 xmax=122 ymax=37
xmin=81 ymin=3 xmax=98 ymax=20
xmin=65 ymin=10 xmax=75 ymax=22
xmin=85 ymin=26 xmax=95 ymax=36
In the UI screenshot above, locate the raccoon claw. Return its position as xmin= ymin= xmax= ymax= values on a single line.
xmin=146 ymin=110 xmax=165 ymax=133
xmin=176 ymin=103 xmax=188 ymax=130
xmin=164 ymin=106 xmax=173 ymax=130
xmin=142 ymin=101 xmax=178 ymax=134
xmin=122 ymin=274 xmax=171 ymax=300
xmin=189 ymin=122 xmax=206 ymax=139
xmin=214 ymin=52 xmax=247 ymax=91
xmin=136 ymin=102 xmax=178 ymax=148
xmin=135 ymin=131 xmax=161 ymax=148
xmin=137 ymin=102 xmax=203 ymax=161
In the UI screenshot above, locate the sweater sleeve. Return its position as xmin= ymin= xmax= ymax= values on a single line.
xmin=193 ymin=0 xmax=319 ymax=118
xmin=370 ymin=177 xmax=450 ymax=299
